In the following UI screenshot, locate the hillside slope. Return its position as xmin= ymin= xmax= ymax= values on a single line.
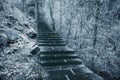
xmin=0 ymin=1 xmax=42 ymax=80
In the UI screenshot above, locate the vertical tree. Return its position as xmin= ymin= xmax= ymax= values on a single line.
xmin=0 ymin=0 xmax=4 ymax=11
xmin=59 ymin=0 xmax=63 ymax=33
xmin=49 ymin=0 xmax=56 ymax=31
xmin=35 ymin=0 xmax=39 ymax=26
xmin=67 ymin=0 xmax=75 ymax=36
xmin=93 ymin=0 xmax=100 ymax=47
xmin=38 ymin=0 xmax=44 ymax=22
xmin=21 ymin=0 xmax=26 ymax=12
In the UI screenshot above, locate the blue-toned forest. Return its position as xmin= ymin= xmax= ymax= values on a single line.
xmin=0 ymin=0 xmax=120 ymax=80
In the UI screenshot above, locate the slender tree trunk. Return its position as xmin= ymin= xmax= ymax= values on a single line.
xmin=21 ymin=0 xmax=26 ymax=12
xmin=68 ymin=21 xmax=72 ymax=36
xmin=35 ymin=0 xmax=40 ymax=33
xmin=35 ymin=0 xmax=39 ymax=27
xmin=39 ymin=0 xmax=44 ymax=22
xmin=0 ymin=0 xmax=4 ymax=11
xmin=93 ymin=0 xmax=100 ymax=47
xmin=93 ymin=24 xmax=98 ymax=47
xmin=60 ymin=0 xmax=62 ymax=33
xmin=49 ymin=0 xmax=56 ymax=31
xmin=68 ymin=0 xmax=74 ymax=36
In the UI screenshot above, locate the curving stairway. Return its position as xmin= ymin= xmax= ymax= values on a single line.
xmin=37 ymin=23 xmax=104 ymax=80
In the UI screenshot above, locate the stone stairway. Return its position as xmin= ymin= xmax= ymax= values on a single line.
xmin=37 ymin=23 xmax=104 ymax=80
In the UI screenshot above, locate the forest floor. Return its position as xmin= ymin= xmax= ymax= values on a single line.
xmin=0 ymin=2 xmax=42 ymax=80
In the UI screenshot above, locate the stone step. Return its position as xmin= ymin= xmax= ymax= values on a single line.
xmin=41 ymin=59 xmax=82 ymax=66
xmin=38 ymin=38 xmax=63 ymax=40
xmin=45 ymin=75 xmax=68 ymax=80
xmin=40 ymin=53 xmax=77 ymax=57
xmin=67 ymin=75 xmax=83 ymax=80
xmin=38 ymin=36 xmax=61 ymax=38
xmin=38 ymin=40 xmax=64 ymax=43
xmin=38 ymin=32 xmax=59 ymax=35
xmin=46 ymin=69 xmax=85 ymax=80
xmin=39 ymin=46 xmax=74 ymax=51
xmin=40 ymin=54 xmax=79 ymax=60
xmin=47 ymin=69 xmax=74 ymax=77
xmin=40 ymin=50 xmax=75 ymax=54
xmin=38 ymin=31 xmax=56 ymax=33
xmin=39 ymin=43 xmax=66 ymax=46
xmin=38 ymin=34 xmax=60 ymax=37
xmin=42 ymin=65 xmax=80 ymax=71
xmin=45 ymin=74 xmax=85 ymax=80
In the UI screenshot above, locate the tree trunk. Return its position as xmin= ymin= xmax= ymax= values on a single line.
xmin=0 ymin=0 xmax=4 ymax=11
xmin=68 ymin=0 xmax=74 ymax=36
xmin=60 ymin=0 xmax=62 ymax=33
xmin=39 ymin=0 xmax=44 ymax=22
xmin=93 ymin=0 xmax=100 ymax=47
xmin=21 ymin=0 xmax=26 ymax=12
xmin=93 ymin=24 xmax=98 ymax=47
xmin=49 ymin=0 xmax=56 ymax=31
xmin=68 ymin=21 xmax=72 ymax=36
xmin=35 ymin=0 xmax=40 ymax=28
